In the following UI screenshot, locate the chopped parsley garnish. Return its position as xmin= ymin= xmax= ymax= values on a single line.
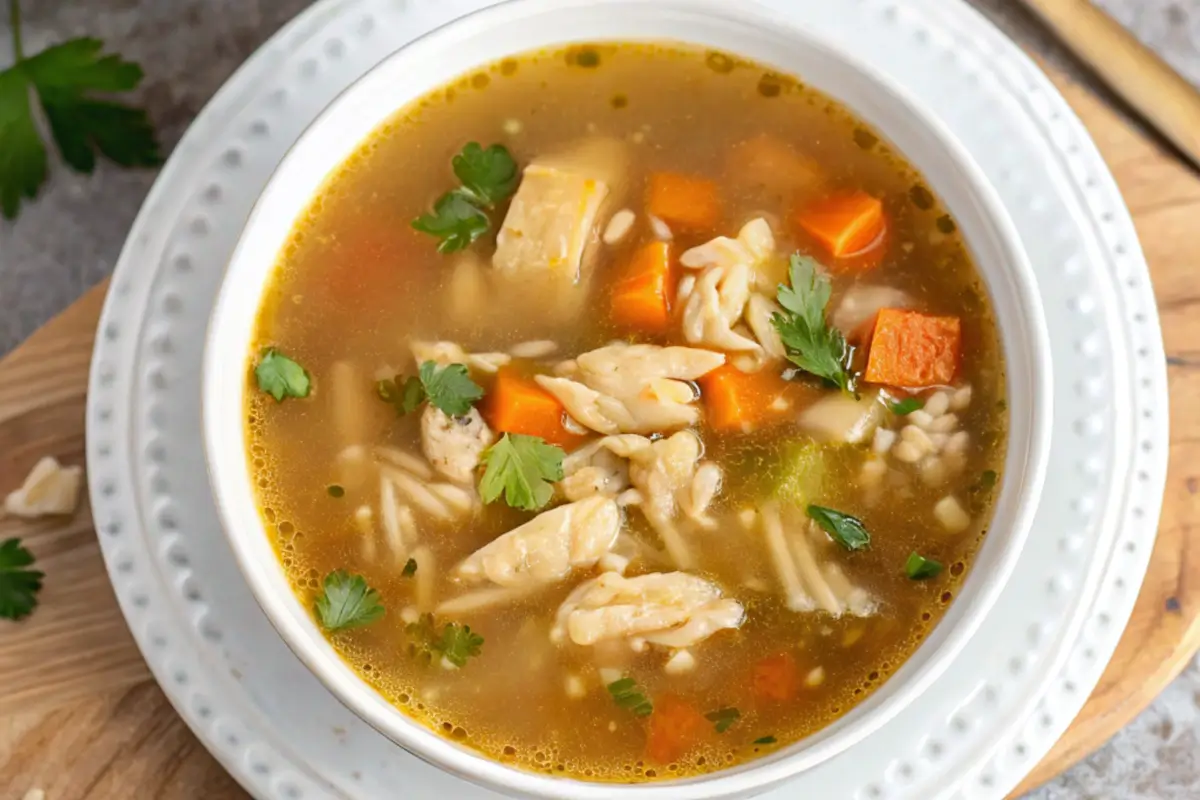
xmin=0 ymin=538 xmax=44 ymax=621
xmin=453 ymin=142 xmax=520 ymax=206
xmin=377 ymin=361 xmax=483 ymax=417
xmin=254 ymin=348 xmax=311 ymax=402
xmin=0 ymin=29 xmax=161 ymax=219
xmin=377 ymin=374 xmax=426 ymax=416
xmin=420 ymin=361 xmax=485 ymax=416
xmin=753 ymin=735 xmax=777 ymax=745
xmin=607 ymin=677 xmax=653 ymax=717
xmin=905 ymin=552 xmax=943 ymax=580
xmin=412 ymin=142 xmax=519 ymax=252
xmin=772 ymin=254 xmax=854 ymax=392
xmin=979 ymin=469 xmax=998 ymax=491
xmin=412 ymin=190 xmax=489 ymax=253
xmin=406 ymin=613 xmax=484 ymax=668
xmin=479 ymin=433 xmax=565 ymax=512
xmin=890 ymin=397 xmax=923 ymax=416
xmin=401 ymin=558 xmax=418 ymax=578
xmin=807 ymin=505 xmax=871 ymax=551
xmin=314 ymin=571 xmax=384 ymax=631
xmin=705 ymin=707 xmax=741 ymax=734
xmin=327 ymin=484 xmax=345 ymax=498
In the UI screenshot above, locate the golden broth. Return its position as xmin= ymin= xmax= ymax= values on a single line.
xmin=246 ymin=42 xmax=1006 ymax=782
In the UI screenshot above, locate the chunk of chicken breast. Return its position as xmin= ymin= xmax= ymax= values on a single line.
xmin=420 ymin=406 xmax=495 ymax=485
xmin=552 ymin=571 xmax=745 ymax=648
xmin=492 ymin=138 xmax=627 ymax=321
xmin=454 ymin=496 xmax=621 ymax=589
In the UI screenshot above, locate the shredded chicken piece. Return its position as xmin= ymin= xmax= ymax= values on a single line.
xmin=539 ymin=344 xmax=723 ymax=435
xmin=567 ymin=432 xmax=721 ymax=568
xmin=420 ymin=406 xmax=494 ymax=485
xmin=759 ymin=504 xmax=876 ymax=617
xmin=681 ymin=263 xmax=761 ymax=352
xmin=551 ymin=571 xmax=744 ymax=648
xmin=559 ymin=441 xmax=631 ymax=502
xmin=454 ymin=496 xmax=621 ymax=589
xmin=4 ymin=456 xmax=83 ymax=518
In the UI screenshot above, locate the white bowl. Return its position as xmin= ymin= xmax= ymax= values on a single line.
xmin=203 ymin=0 xmax=1053 ymax=797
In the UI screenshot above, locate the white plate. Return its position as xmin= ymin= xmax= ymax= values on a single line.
xmin=85 ymin=1 xmax=1169 ymax=798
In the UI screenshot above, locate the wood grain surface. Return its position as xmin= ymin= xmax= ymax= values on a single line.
xmin=0 ymin=70 xmax=1197 ymax=800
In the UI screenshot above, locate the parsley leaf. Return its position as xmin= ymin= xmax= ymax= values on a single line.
xmin=0 ymin=37 xmax=161 ymax=219
xmin=753 ymin=735 xmax=777 ymax=745
xmin=607 ymin=677 xmax=653 ymax=717
xmin=406 ymin=613 xmax=484 ymax=667
xmin=378 ymin=362 xmax=483 ymax=417
xmin=0 ymin=538 xmax=44 ymax=621
xmin=772 ymin=254 xmax=853 ymax=392
xmin=705 ymin=707 xmax=741 ymax=734
xmin=402 ymin=558 xmax=418 ymax=578
xmin=0 ymin=67 xmax=45 ymax=219
xmin=905 ymin=552 xmax=943 ymax=580
xmin=419 ymin=361 xmax=484 ymax=417
xmin=479 ymin=433 xmax=565 ymax=512
xmin=453 ymin=142 xmax=519 ymax=207
xmin=377 ymin=374 xmax=426 ymax=416
xmin=890 ymin=397 xmax=923 ymax=416
xmin=807 ymin=504 xmax=871 ymax=551
xmin=412 ymin=190 xmax=490 ymax=253
xmin=315 ymin=570 xmax=385 ymax=631
xmin=979 ymin=469 xmax=998 ymax=491
xmin=255 ymin=348 xmax=311 ymax=402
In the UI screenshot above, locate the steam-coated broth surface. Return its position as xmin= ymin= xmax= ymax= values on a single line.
xmin=246 ymin=43 xmax=1006 ymax=782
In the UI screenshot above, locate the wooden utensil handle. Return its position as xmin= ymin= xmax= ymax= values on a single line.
xmin=1020 ymin=0 xmax=1200 ymax=169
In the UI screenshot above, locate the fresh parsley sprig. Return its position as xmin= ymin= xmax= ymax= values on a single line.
xmin=807 ymin=504 xmax=871 ymax=551
xmin=705 ymin=707 xmax=741 ymax=734
xmin=406 ymin=613 xmax=485 ymax=668
xmin=413 ymin=142 xmax=519 ymax=253
xmin=478 ymin=433 xmax=565 ymax=512
xmin=314 ymin=570 xmax=385 ymax=631
xmin=377 ymin=361 xmax=484 ymax=417
xmin=772 ymin=254 xmax=854 ymax=392
xmin=607 ymin=677 xmax=653 ymax=717
xmin=255 ymin=348 xmax=311 ymax=402
xmin=0 ymin=538 xmax=43 ymax=621
xmin=1 ymin=0 xmax=161 ymax=219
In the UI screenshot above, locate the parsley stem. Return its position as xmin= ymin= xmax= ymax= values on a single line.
xmin=8 ymin=0 xmax=22 ymax=62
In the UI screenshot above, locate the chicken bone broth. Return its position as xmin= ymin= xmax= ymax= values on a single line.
xmin=245 ymin=42 xmax=1007 ymax=782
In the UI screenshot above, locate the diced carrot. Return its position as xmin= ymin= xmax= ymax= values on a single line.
xmin=795 ymin=192 xmax=887 ymax=271
xmin=863 ymin=308 xmax=961 ymax=388
xmin=726 ymin=134 xmax=824 ymax=198
xmin=481 ymin=368 xmax=585 ymax=448
xmin=645 ymin=695 xmax=709 ymax=764
xmin=700 ymin=365 xmax=795 ymax=433
xmin=646 ymin=172 xmax=721 ymax=232
xmin=752 ymin=652 xmax=801 ymax=702
xmin=611 ymin=241 xmax=675 ymax=333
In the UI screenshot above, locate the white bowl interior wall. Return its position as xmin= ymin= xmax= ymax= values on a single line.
xmin=203 ymin=0 xmax=1052 ymax=798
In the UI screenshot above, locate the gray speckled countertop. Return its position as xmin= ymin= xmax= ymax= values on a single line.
xmin=1 ymin=1 xmax=1197 ymax=797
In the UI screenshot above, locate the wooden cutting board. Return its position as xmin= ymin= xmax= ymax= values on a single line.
xmin=1 ymin=70 xmax=1198 ymax=800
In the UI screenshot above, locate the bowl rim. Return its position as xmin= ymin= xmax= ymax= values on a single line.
xmin=202 ymin=0 xmax=1053 ymax=797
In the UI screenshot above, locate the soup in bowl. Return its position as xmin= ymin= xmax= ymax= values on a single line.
xmin=204 ymin=1 xmax=1051 ymax=797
